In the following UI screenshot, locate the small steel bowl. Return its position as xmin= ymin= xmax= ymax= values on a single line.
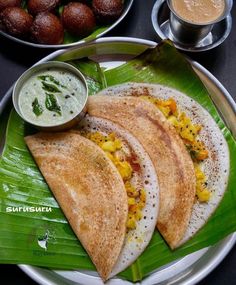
xmin=167 ymin=0 xmax=233 ymax=45
xmin=12 ymin=61 xmax=88 ymax=132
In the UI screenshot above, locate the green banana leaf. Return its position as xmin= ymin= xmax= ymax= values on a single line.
xmin=69 ymin=59 xmax=107 ymax=94
xmin=0 ymin=41 xmax=236 ymax=282
xmin=63 ymin=27 xmax=109 ymax=45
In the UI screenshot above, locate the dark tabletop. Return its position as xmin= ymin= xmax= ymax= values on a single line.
xmin=0 ymin=1 xmax=236 ymax=284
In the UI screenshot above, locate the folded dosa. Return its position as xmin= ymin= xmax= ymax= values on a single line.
xmin=95 ymin=83 xmax=230 ymax=247
xmin=76 ymin=115 xmax=159 ymax=277
xmin=88 ymin=96 xmax=196 ymax=249
xmin=25 ymin=132 xmax=128 ymax=280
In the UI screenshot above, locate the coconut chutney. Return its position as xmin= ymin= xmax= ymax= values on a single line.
xmin=18 ymin=68 xmax=87 ymax=126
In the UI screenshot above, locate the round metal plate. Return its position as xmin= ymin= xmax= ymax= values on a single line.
xmin=0 ymin=37 xmax=236 ymax=285
xmin=0 ymin=0 xmax=133 ymax=49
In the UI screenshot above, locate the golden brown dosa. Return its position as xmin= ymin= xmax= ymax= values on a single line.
xmin=25 ymin=132 xmax=128 ymax=280
xmin=87 ymin=95 xmax=196 ymax=249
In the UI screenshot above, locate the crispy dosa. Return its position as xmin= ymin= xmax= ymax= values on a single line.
xmin=87 ymin=95 xmax=196 ymax=249
xmin=95 ymin=83 xmax=230 ymax=246
xmin=76 ymin=115 xmax=159 ymax=276
xmin=25 ymin=132 xmax=128 ymax=281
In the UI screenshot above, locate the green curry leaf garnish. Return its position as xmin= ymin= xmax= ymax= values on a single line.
xmin=41 ymin=81 xmax=62 ymax=93
xmin=32 ymin=98 xmax=43 ymax=117
xmin=45 ymin=93 xmax=62 ymax=116
xmin=38 ymin=75 xmax=66 ymax=89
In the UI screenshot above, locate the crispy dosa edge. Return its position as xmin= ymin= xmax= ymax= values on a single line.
xmin=87 ymin=96 xmax=196 ymax=249
xmin=25 ymin=132 xmax=128 ymax=280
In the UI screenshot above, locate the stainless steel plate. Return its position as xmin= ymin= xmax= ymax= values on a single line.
xmin=0 ymin=37 xmax=236 ymax=285
xmin=0 ymin=0 xmax=133 ymax=49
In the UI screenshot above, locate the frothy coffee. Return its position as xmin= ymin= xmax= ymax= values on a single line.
xmin=171 ymin=0 xmax=225 ymax=25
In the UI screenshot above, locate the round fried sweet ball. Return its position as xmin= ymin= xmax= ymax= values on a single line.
xmin=30 ymin=12 xmax=64 ymax=44
xmin=62 ymin=2 xmax=96 ymax=37
xmin=92 ymin=0 xmax=123 ymax=24
xmin=0 ymin=7 xmax=33 ymax=38
xmin=0 ymin=0 xmax=22 ymax=12
xmin=28 ymin=0 xmax=60 ymax=16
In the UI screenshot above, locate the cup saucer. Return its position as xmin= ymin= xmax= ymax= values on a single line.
xmin=151 ymin=0 xmax=232 ymax=52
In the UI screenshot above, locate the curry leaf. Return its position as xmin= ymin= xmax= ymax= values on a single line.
xmin=41 ymin=81 xmax=61 ymax=93
xmin=32 ymin=98 xmax=43 ymax=117
xmin=38 ymin=75 xmax=66 ymax=89
xmin=45 ymin=93 xmax=61 ymax=116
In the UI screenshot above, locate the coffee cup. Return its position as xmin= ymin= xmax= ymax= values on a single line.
xmin=167 ymin=0 xmax=233 ymax=45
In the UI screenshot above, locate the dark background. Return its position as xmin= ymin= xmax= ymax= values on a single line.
xmin=0 ymin=0 xmax=236 ymax=284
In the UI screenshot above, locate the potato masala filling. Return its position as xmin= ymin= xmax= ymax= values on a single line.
xmin=82 ymin=131 xmax=146 ymax=230
xmin=141 ymin=96 xmax=211 ymax=202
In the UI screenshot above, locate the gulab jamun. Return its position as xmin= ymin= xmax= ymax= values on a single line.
xmin=30 ymin=12 xmax=64 ymax=44
xmin=0 ymin=7 xmax=33 ymax=38
xmin=92 ymin=0 xmax=123 ymax=24
xmin=0 ymin=0 xmax=22 ymax=12
xmin=62 ymin=2 xmax=96 ymax=37
xmin=27 ymin=0 xmax=60 ymax=16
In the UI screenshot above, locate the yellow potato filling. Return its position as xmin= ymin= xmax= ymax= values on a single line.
xmin=141 ymin=96 xmax=211 ymax=202
xmin=83 ymin=131 xmax=146 ymax=230
xmin=195 ymin=164 xmax=211 ymax=202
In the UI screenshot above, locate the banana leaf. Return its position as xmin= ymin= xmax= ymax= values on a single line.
xmin=63 ymin=27 xmax=108 ymax=45
xmin=0 ymin=41 xmax=236 ymax=282
xmin=69 ymin=59 xmax=107 ymax=94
